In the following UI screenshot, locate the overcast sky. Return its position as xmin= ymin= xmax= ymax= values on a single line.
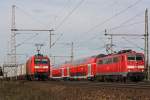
xmin=0 ymin=0 xmax=150 ymax=64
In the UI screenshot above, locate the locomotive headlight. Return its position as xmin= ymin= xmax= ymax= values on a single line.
xmin=138 ymin=66 xmax=144 ymax=69
xmin=34 ymin=66 xmax=40 ymax=68
xmin=128 ymin=66 xmax=134 ymax=68
xmin=43 ymin=66 xmax=48 ymax=68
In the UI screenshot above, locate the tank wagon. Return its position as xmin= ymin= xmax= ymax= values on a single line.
xmin=51 ymin=50 xmax=145 ymax=82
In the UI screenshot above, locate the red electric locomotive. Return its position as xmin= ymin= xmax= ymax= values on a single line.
xmin=26 ymin=54 xmax=51 ymax=80
xmin=96 ymin=50 xmax=145 ymax=82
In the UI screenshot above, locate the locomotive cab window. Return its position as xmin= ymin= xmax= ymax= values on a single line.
xmin=42 ymin=59 xmax=48 ymax=64
xmin=128 ymin=54 xmax=143 ymax=61
xmin=136 ymin=55 xmax=143 ymax=61
xmin=34 ymin=59 xmax=41 ymax=64
xmin=34 ymin=58 xmax=48 ymax=64
xmin=128 ymin=55 xmax=135 ymax=60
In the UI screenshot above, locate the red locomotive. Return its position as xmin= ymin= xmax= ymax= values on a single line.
xmin=26 ymin=54 xmax=51 ymax=80
xmin=96 ymin=50 xmax=145 ymax=82
xmin=51 ymin=50 xmax=145 ymax=82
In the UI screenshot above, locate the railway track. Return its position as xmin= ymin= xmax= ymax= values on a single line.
xmin=25 ymin=80 xmax=150 ymax=89
xmin=87 ymin=82 xmax=150 ymax=89
xmin=62 ymin=81 xmax=150 ymax=89
xmin=3 ymin=79 xmax=150 ymax=90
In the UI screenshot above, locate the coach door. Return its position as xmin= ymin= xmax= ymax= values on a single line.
xmin=50 ymin=67 xmax=52 ymax=77
xmin=87 ymin=64 xmax=91 ymax=77
xmin=61 ymin=68 xmax=64 ymax=77
xmin=67 ymin=67 xmax=70 ymax=77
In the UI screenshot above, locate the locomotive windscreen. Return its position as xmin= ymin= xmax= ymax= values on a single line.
xmin=128 ymin=54 xmax=143 ymax=61
xmin=34 ymin=58 xmax=48 ymax=64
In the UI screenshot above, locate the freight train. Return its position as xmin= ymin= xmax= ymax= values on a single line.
xmin=51 ymin=50 xmax=145 ymax=82
xmin=2 ymin=54 xmax=51 ymax=80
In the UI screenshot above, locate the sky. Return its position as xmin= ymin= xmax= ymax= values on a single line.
xmin=0 ymin=0 xmax=150 ymax=64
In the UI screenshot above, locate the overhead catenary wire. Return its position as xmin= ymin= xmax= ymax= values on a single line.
xmin=43 ymin=0 xmax=85 ymax=49
xmin=45 ymin=0 xmax=140 ymax=50
xmin=83 ymin=0 xmax=143 ymax=35
xmin=15 ymin=33 xmax=39 ymax=48
xmin=74 ymin=21 xmax=144 ymax=48
xmin=108 ymin=11 xmax=144 ymax=32
xmin=15 ymin=6 xmax=49 ymax=28
xmin=76 ymin=10 xmax=145 ymax=46
xmin=49 ymin=34 xmax=63 ymax=48
xmin=103 ymin=36 xmax=144 ymax=52
xmin=121 ymin=37 xmax=144 ymax=50
xmin=10 ymin=1 xmax=146 ymax=59
xmin=67 ymin=8 xmax=145 ymax=58
xmin=56 ymin=0 xmax=85 ymax=30
xmin=55 ymin=0 xmax=72 ymax=18
xmin=51 ymin=0 xmax=72 ymax=30
xmin=56 ymin=0 xmax=119 ymax=33
xmin=11 ymin=5 xmax=55 ymax=56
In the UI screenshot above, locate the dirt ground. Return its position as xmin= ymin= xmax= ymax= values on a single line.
xmin=0 ymin=80 xmax=150 ymax=100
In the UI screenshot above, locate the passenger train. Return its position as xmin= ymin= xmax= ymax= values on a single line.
xmin=51 ymin=50 xmax=145 ymax=82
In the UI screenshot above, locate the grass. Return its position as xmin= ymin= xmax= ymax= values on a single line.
xmin=0 ymin=80 xmax=150 ymax=100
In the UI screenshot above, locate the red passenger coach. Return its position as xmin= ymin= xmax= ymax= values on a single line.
xmin=51 ymin=57 xmax=97 ymax=81
xmin=51 ymin=64 xmax=71 ymax=80
xmin=68 ymin=57 xmax=97 ymax=80
xmin=51 ymin=67 xmax=62 ymax=78
xmin=96 ymin=50 xmax=145 ymax=81
xmin=26 ymin=54 xmax=51 ymax=80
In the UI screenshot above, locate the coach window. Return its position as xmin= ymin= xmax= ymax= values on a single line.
xmin=108 ymin=58 xmax=112 ymax=64
xmin=113 ymin=57 xmax=118 ymax=63
xmin=97 ymin=60 xmax=103 ymax=64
